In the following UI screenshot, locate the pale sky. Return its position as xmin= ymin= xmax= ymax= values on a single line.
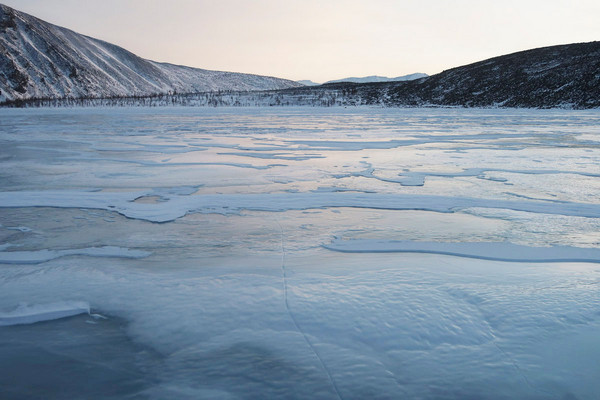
xmin=3 ymin=0 xmax=599 ymax=82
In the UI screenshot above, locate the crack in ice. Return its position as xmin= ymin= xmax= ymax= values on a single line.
xmin=275 ymin=219 xmax=343 ymax=400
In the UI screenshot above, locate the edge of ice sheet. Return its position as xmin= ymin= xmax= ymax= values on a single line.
xmin=0 ymin=246 xmax=151 ymax=264
xmin=324 ymin=238 xmax=600 ymax=263
xmin=0 ymin=301 xmax=90 ymax=326
xmin=394 ymin=167 xmax=600 ymax=187
xmin=335 ymin=164 xmax=600 ymax=187
xmin=1 ymin=190 xmax=600 ymax=223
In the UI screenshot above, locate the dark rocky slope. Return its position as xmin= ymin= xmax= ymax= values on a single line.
xmin=385 ymin=41 xmax=600 ymax=108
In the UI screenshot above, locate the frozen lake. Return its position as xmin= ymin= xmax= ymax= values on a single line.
xmin=1 ymin=107 xmax=599 ymax=399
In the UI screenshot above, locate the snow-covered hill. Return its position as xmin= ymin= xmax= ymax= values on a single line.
xmin=0 ymin=4 xmax=302 ymax=102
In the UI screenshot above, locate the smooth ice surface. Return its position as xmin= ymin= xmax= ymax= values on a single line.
xmin=0 ymin=313 xmax=162 ymax=399
xmin=1 ymin=107 xmax=600 ymax=399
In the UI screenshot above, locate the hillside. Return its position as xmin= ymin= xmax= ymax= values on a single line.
xmin=265 ymin=42 xmax=600 ymax=109
xmin=0 ymin=3 xmax=301 ymax=102
xmin=385 ymin=41 xmax=600 ymax=108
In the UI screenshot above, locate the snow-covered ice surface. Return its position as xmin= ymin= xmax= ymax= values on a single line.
xmin=1 ymin=107 xmax=599 ymax=399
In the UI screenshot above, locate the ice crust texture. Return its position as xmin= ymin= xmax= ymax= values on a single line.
xmin=1 ymin=107 xmax=600 ymax=399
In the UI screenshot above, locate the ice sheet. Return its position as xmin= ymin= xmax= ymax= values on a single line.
xmin=1 ymin=107 xmax=599 ymax=399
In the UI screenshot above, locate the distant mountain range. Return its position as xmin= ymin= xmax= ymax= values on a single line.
xmin=296 ymin=80 xmax=320 ymax=86
xmin=324 ymin=73 xmax=428 ymax=84
xmin=0 ymin=3 xmax=301 ymax=102
xmin=297 ymin=73 xmax=428 ymax=86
